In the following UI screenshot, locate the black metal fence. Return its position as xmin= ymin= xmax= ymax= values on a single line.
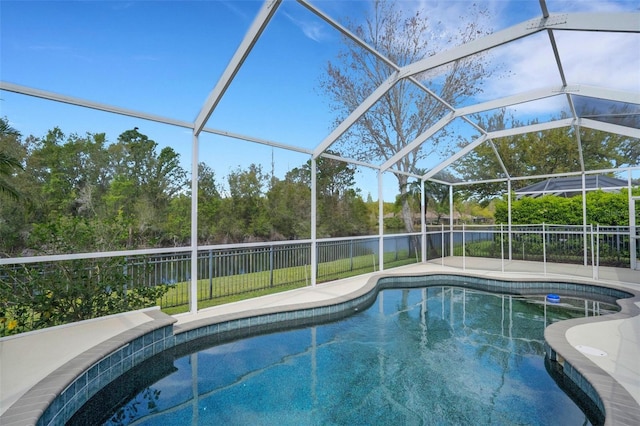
xmin=1 ymin=226 xmax=636 ymax=334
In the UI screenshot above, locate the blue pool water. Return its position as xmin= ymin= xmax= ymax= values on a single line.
xmin=73 ymin=286 xmax=614 ymax=425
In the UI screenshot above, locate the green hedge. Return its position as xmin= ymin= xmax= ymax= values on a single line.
xmin=495 ymin=189 xmax=636 ymax=225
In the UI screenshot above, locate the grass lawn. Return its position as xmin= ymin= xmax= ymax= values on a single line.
xmin=160 ymin=251 xmax=418 ymax=314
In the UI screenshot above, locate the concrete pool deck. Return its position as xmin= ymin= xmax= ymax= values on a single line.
xmin=1 ymin=258 xmax=639 ymax=425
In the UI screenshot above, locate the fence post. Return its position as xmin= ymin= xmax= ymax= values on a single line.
xmin=270 ymin=245 xmax=274 ymax=287
xmin=462 ymin=223 xmax=466 ymax=271
xmin=209 ymin=250 xmax=213 ymax=299
xmin=395 ymin=237 xmax=398 ymax=261
xmin=500 ymin=224 xmax=504 ymax=273
xmin=350 ymin=239 xmax=354 ymax=271
xmin=123 ymin=257 xmax=129 ymax=293
xmin=542 ymin=223 xmax=547 ymax=275
xmin=593 ymin=225 xmax=599 ymax=280
xmin=315 ymin=244 xmax=319 ymax=279
xmin=441 ymin=223 xmax=445 ymax=266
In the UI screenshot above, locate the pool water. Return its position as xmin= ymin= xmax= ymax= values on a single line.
xmin=73 ymin=287 xmax=615 ymax=425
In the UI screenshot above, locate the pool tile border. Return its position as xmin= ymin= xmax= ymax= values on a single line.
xmin=2 ymin=270 xmax=638 ymax=425
xmin=544 ymin=291 xmax=640 ymax=426
xmin=0 ymin=309 xmax=176 ymax=426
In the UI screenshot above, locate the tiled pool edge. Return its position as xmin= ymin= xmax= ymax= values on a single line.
xmin=544 ymin=292 xmax=640 ymax=426
xmin=3 ymin=271 xmax=638 ymax=425
xmin=0 ymin=309 xmax=176 ymax=426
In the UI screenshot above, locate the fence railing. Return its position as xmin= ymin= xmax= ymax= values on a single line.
xmin=1 ymin=225 xmax=635 ymax=334
xmin=447 ymin=224 xmax=633 ymax=268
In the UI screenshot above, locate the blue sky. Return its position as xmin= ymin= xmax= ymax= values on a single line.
xmin=1 ymin=0 xmax=638 ymax=200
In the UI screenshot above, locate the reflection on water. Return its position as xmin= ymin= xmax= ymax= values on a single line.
xmin=72 ymin=287 xmax=616 ymax=426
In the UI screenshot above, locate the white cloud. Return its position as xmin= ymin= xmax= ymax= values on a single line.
xmin=281 ymin=10 xmax=328 ymax=43
xmin=553 ymin=31 xmax=640 ymax=91
xmin=479 ymin=19 xmax=639 ymax=110
xmin=548 ymin=0 xmax=639 ymax=13
xmin=481 ymin=32 xmax=564 ymax=100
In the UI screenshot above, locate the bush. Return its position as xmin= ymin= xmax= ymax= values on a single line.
xmin=495 ymin=190 xmax=633 ymax=225
xmin=0 ymin=258 xmax=172 ymax=336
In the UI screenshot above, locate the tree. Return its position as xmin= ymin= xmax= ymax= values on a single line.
xmin=196 ymin=162 xmax=222 ymax=243
xmin=165 ymin=194 xmax=191 ymax=245
xmin=12 ymin=125 xmax=188 ymax=251
xmin=401 ymin=170 xmax=457 ymax=225
xmin=454 ymin=110 xmax=639 ymax=201
xmin=0 ymin=118 xmax=29 ymax=254
xmin=215 ymin=164 xmax=270 ymax=242
xmin=288 ymin=155 xmax=372 ymax=237
xmin=26 ymin=128 xmax=112 ymax=218
xmin=266 ymin=176 xmax=311 ymax=239
xmin=0 ymin=117 xmax=25 ymax=200
xmin=106 ymin=128 xmax=188 ymax=247
xmin=320 ymin=0 xmax=492 ymax=232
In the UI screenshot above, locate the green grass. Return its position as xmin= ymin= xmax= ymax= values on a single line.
xmin=159 ymin=250 xmax=419 ymax=315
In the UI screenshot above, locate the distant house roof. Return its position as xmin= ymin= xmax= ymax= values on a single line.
xmin=516 ymin=175 xmax=628 ymax=198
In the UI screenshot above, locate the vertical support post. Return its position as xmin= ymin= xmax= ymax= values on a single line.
xmin=311 ymin=157 xmax=317 ymax=286
xmin=500 ymin=223 xmax=505 ymax=273
xmin=542 ymin=223 xmax=547 ymax=275
xmin=378 ymin=171 xmax=385 ymax=271
xmin=269 ymin=245 xmax=274 ymax=287
xmin=189 ymin=133 xmax=199 ymax=314
xmin=208 ymin=250 xmax=213 ymax=299
xmin=421 ymin=178 xmax=426 ymax=263
xmin=462 ymin=222 xmax=466 ymax=270
xmin=628 ymin=170 xmax=637 ymax=270
xmin=441 ymin=223 xmax=445 ymax=266
xmin=507 ymin=180 xmax=513 ymax=261
xmin=395 ymin=237 xmax=398 ymax=261
xmin=350 ymin=239 xmax=354 ymax=271
xmin=582 ymin=173 xmax=588 ymax=266
xmin=449 ymin=185 xmax=454 ymax=259
xmin=594 ymin=224 xmax=599 ymax=280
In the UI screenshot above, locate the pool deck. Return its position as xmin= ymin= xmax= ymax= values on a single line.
xmin=1 ymin=258 xmax=639 ymax=425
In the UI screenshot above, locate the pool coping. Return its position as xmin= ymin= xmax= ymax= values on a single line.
xmin=1 ymin=263 xmax=638 ymax=425
xmin=0 ymin=308 xmax=176 ymax=426
xmin=544 ymin=293 xmax=640 ymax=425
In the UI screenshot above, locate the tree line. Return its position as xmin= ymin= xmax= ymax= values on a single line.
xmin=0 ymin=118 xmax=377 ymax=257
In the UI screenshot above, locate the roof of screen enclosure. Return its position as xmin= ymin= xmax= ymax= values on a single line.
xmin=516 ymin=175 xmax=629 ymax=198
xmin=1 ymin=0 xmax=639 ymax=190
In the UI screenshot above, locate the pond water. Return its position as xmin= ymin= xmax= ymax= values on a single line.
xmin=72 ymin=286 xmax=615 ymax=425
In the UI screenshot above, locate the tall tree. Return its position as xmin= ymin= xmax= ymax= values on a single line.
xmin=288 ymin=156 xmax=372 ymax=237
xmin=0 ymin=117 xmax=24 ymax=201
xmin=216 ymin=164 xmax=270 ymax=242
xmin=454 ymin=110 xmax=639 ymax=201
xmin=320 ymin=0 xmax=491 ymax=232
xmin=403 ymin=172 xmax=456 ymax=225
xmin=26 ymin=129 xmax=112 ymax=218
xmin=197 ymin=162 xmax=222 ymax=243
xmin=266 ymin=176 xmax=311 ymax=239
xmin=0 ymin=118 xmax=28 ymax=254
xmin=106 ymin=129 xmax=188 ymax=246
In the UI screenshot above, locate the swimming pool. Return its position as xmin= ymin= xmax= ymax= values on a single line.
xmin=71 ymin=285 xmax=617 ymax=425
